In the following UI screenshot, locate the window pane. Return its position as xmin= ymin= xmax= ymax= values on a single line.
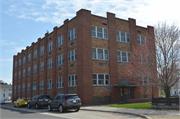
xmin=91 ymin=26 xmax=96 ymax=37
xmin=93 ymin=74 xmax=97 ymax=79
xmin=121 ymin=32 xmax=125 ymax=42
xmin=98 ymin=49 xmax=103 ymax=60
xmin=122 ymin=52 xmax=127 ymax=62
xmin=98 ymin=74 xmax=104 ymax=79
xmin=116 ymin=31 xmax=120 ymax=41
xmin=126 ymin=33 xmax=130 ymax=43
xmin=92 ymin=48 xmax=96 ymax=59
xmin=97 ymin=27 xmax=103 ymax=38
xmin=137 ymin=35 xmax=141 ymax=44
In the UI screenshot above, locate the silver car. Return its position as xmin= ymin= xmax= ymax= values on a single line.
xmin=0 ymin=98 xmax=5 ymax=104
xmin=48 ymin=94 xmax=81 ymax=113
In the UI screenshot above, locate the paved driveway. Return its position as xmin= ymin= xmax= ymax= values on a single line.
xmin=0 ymin=103 xmax=143 ymax=119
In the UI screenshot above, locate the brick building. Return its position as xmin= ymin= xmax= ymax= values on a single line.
xmin=12 ymin=9 xmax=158 ymax=104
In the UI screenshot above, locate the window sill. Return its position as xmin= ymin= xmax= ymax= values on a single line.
xmin=92 ymin=36 xmax=108 ymax=40
xmin=68 ymin=86 xmax=77 ymax=87
xmin=117 ymin=61 xmax=131 ymax=63
xmin=56 ymin=87 xmax=64 ymax=89
xmin=92 ymin=59 xmax=109 ymax=61
xmin=93 ymin=85 xmax=110 ymax=87
xmin=117 ymin=41 xmax=130 ymax=44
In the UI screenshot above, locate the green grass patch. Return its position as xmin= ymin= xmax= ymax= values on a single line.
xmin=106 ymin=102 xmax=152 ymax=109
xmin=159 ymin=90 xmax=166 ymax=97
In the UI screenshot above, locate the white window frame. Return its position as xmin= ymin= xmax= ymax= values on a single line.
xmin=40 ymin=46 xmax=44 ymax=55
xmin=15 ymin=61 xmax=17 ymax=67
xmin=92 ymin=47 xmax=109 ymax=61
xmin=93 ymin=73 xmax=110 ymax=86
xmin=18 ymin=85 xmax=20 ymax=92
xmin=32 ymin=82 xmax=36 ymax=90
xmin=56 ymin=54 xmax=64 ymax=66
xmin=68 ymin=74 xmax=77 ymax=87
xmin=68 ymin=28 xmax=77 ymax=42
xmin=18 ymin=59 xmax=21 ymax=66
xmin=28 ymin=53 xmax=31 ymax=61
xmin=68 ymin=49 xmax=77 ymax=62
xmin=23 ymin=56 xmax=26 ymax=64
xmin=33 ymin=50 xmax=37 ymax=59
xmin=56 ymin=77 xmax=64 ymax=88
xmin=27 ymin=83 xmax=30 ymax=91
xmin=39 ymin=62 xmax=44 ymax=71
xmin=56 ymin=35 xmax=64 ymax=47
xmin=47 ymin=41 xmax=53 ymax=52
xmin=47 ymin=58 xmax=53 ymax=69
xmin=27 ymin=67 xmax=31 ymax=75
xmin=91 ymin=26 xmax=108 ymax=39
xmin=18 ymin=71 xmax=21 ymax=78
xmin=47 ymin=79 xmax=53 ymax=89
xmin=22 ymin=69 xmax=25 ymax=77
xmin=117 ymin=51 xmax=131 ymax=62
xmin=33 ymin=64 xmax=37 ymax=73
xmin=137 ymin=35 xmax=146 ymax=45
xmin=22 ymin=84 xmax=25 ymax=91
xmin=116 ymin=31 xmax=130 ymax=43
xmin=39 ymin=80 xmax=44 ymax=90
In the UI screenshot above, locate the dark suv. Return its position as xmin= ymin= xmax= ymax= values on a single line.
xmin=48 ymin=94 xmax=81 ymax=112
xmin=28 ymin=95 xmax=51 ymax=109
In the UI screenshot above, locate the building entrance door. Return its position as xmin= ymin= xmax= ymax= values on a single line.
xmin=121 ymin=87 xmax=131 ymax=102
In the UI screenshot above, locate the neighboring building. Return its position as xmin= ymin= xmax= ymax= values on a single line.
xmin=170 ymin=79 xmax=180 ymax=96
xmin=12 ymin=9 xmax=158 ymax=104
xmin=0 ymin=84 xmax=12 ymax=100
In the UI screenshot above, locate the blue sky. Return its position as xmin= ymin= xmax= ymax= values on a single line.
xmin=0 ymin=0 xmax=180 ymax=84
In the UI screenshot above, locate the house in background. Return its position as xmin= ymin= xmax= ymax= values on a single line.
xmin=170 ymin=79 xmax=180 ymax=96
xmin=0 ymin=84 xmax=12 ymax=100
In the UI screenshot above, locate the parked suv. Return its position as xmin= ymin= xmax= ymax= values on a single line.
xmin=28 ymin=94 xmax=51 ymax=109
xmin=48 ymin=94 xmax=81 ymax=113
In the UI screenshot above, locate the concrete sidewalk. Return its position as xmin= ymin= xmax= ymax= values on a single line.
xmin=81 ymin=105 xmax=180 ymax=116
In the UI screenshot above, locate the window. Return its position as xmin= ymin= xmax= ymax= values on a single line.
xmin=116 ymin=31 xmax=130 ymax=43
xmin=68 ymin=28 xmax=77 ymax=42
xmin=27 ymin=67 xmax=31 ymax=75
xmin=33 ymin=64 xmax=37 ymax=73
xmin=47 ymin=41 xmax=53 ymax=52
xmin=14 ymin=86 xmax=16 ymax=92
xmin=18 ymin=85 xmax=20 ymax=92
xmin=92 ymin=48 xmax=109 ymax=61
xmin=14 ymin=73 xmax=17 ymax=79
xmin=47 ymin=58 xmax=53 ymax=69
xmin=22 ymin=69 xmax=25 ymax=77
xmin=39 ymin=80 xmax=44 ymax=90
xmin=33 ymin=50 xmax=37 ymax=59
xmin=33 ymin=82 xmax=36 ymax=90
xmin=28 ymin=53 xmax=31 ymax=61
xmin=68 ymin=49 xmax=77 ymax=62
xmin=18 ymin=71 xmax=21 ymax=78
xmin=91 ymin=26 xmax=108 ymax=39
xmin=56 ymin=54 xmax=64 ymax=66
xmin=56 ymin=35 xmax=63 ymax=47
xmin=137 ymin=35 xmax=146 ymax=45
xmin=57 ymin=77 xmax=63 ymax=88
xmin=23 ymin=56 xmax=26 ymax=64
xmin=93 ymin=74 xmax=110 ymax=86
xmin=27 ymin=83 xmax=30 ymax=91
xmin=40 ymin=46 xmax=44 ymax=55
xmin=117 ymin=51 xmax=131 ymax=62
xmin=18 ymin=59 xmax=21 ymax=66
xmin=47 ymin=79 xmax=53 ymax=89
xmin=22 ymin=84 xmax=25 ymax=91
xmin=39 ymin=62 xmax=44 ymax=71
xmin=140 ymin=76 xmax=150 ymax=85
xmin=15 ymin=61 xmax=17 ymax=68
xmin=68 ymin=74 xmax=77 ymax=87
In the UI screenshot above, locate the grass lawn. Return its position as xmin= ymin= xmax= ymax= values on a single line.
xmin=106 ymin=102 xmax=152 ymax=109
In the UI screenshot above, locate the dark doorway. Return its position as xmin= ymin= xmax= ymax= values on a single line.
xmin=121 ymin=87 xmax=131 ymax=102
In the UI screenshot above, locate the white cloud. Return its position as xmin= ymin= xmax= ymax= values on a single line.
xmin=14 ymin=47 xmax=26 ymax=53
xmin=4 ymin=0 xmax=180 ymax=27
xmin=0 ymin=40 xmax=16 ymax=46
xmin=0 ymin=58 xmax=13 ymax=62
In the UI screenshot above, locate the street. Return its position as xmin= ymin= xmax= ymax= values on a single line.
xmin=0 ymin=103 xmax=143 ymax=119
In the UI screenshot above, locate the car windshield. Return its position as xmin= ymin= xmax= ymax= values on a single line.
xmin=21 ymin=99 xmax=28 ymax=101
xmin=41 ymin=95 xmax=51 ymax=99
xmin=66 ymin=95 xmax=79 ymax=99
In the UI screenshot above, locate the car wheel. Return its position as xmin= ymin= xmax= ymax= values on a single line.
xmin=48 ymin=104 xmax=52 ymax=111
xmin=59 ymin=105 xmax=63 ymax=113
xmin=75 ymin=107 xmax=80 ymax=112
xmin=28 ymin=103 xmax=31 ymax=108
xmin=35 ymin=104 xmax=39 ymax=109
xmin=17 ymin=104 xmax=19 ymax=108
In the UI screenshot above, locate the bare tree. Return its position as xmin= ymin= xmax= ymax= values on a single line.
xmin=127 ymin=22 xmax=180 ymax=98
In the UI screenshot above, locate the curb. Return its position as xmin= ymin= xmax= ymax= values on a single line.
xmin=81 ymin=108 xmax=151 ymax=119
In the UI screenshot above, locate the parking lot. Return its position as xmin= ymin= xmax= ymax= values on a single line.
xmin=0 ymin=103 xmax=143 ymax=119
